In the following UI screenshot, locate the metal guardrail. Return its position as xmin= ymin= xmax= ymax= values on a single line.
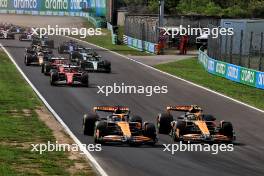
xmin=208 ymin=30 xmax=264 ymax=72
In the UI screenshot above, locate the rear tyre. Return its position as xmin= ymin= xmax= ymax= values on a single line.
xmin=48 ymin=40 xmax=54 ymax=49
xmin=58 ymin=47 xmax=62 ymax=54
xmin=157 ymin=113 xmax=173 ymax=134
xmin=130 ymin=115 xmax=143 ymax=124
xmin=104 ymin=61 xmax=111 ymax=73
xmin=83 ymin=113 xmax=99 ymax=135
xmin=81 ymin=73 xmax=89 ymax=87
xmin=202 ymin=114 xmax=216 ymax=121
xmin=105 ymin=67 xmax=111 ymax=73
xmin=44 ymin=64 xmax=51 ymax=76
xmin=41 ymin=64 xmax=44 ymax=73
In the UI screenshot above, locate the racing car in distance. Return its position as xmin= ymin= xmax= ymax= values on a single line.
xmin=70 ymin=47 xmax=98 ymax=62
xmin=83 ymin=106 xmax=157 ymax=145
xmin=19 ymin=32 xmax=34 ymax=41
xmin=0 ymin=30 xmax=15 ymax=39
xmin=157 ymin=105 xmax=236 ymax=143
xmin=32 ymin=37 xmax=55 ymax=49
xmin=80 ymin=56 xmax=111 ymax=73
xmin=50 ymin=65 xmax=89 ymax=87
xmin=24 ymin=46 xmax=53 ymax=66
xmin=9 ymin=25 xmax=25 ymax=34
xmin=41 ymin=57 xmax=69 ymax=75
xmin=0 ymin=23 xmax=24 ymax=33
xmin=70 ymin=47 xmax=111 ymax=73
xmin=58 ymin=40 xmax=79 ymax=54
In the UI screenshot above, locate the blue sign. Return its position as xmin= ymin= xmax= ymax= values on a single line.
xmin=127 ymin=37 xmax=132 ymax=46
xmin=226 ymin=64 xmax=241 ymax=82
xmin=137 ymin=40 xmax=143 ymax=51
xmin=148 ymin=43 xmax=155 ymax=53
xmin=256 ymin=71 xmax=264 ymax=89
xmin=207 ymin=58 xmax=216 ymax=74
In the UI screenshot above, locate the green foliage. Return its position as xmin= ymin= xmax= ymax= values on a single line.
xmin=123 ymin=0 xmax=264 ymax=17
xmin=147 ymin=0 xmax=159 ymax=13
xmin=248 ymin=0 xmax=264 ymax=17
xmin=0 ymin=52 xmax=95 ymax=176
xmin=204 ymin=2 xmax=222 ymax=16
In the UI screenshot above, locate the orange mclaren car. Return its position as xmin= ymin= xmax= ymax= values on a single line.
xmin=83 ymin=106 xmax=157 ymax=145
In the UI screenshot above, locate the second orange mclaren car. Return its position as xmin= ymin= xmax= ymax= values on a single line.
xmin=157 ymin=105 xmax=236 ymax=143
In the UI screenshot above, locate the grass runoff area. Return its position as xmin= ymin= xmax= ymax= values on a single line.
xmin=77 ymin=19 xmax=151 ymax=56
xmin=0 ymin=51 xmax=94 ymax=176
xmin=155 ymin=58 xmax=264 ymax=110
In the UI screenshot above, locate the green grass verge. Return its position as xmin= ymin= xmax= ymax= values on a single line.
xmin=155 ymin=58 xmax=264 ymax=110
xmin=0 ymin=51 xmax=94 ymax=176
xmin=77 ymin=19 xmax=151 ymax=56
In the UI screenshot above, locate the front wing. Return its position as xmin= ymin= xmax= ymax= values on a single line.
xmin=179 ymin=134 xmax=234 ymax=143
xmin=99 ymin=135 xmax=156 ymax=144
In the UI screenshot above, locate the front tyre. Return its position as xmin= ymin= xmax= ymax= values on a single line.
xmin=157 ymin=113 xmax=173 ymax=134
xmin=24 ymin=56 xmax=30 ymax=66
xmin=50 ymin=71 xmax=58 ymax=86
xmin=83 ymin=113 xmax=99 ymax=135
xmin=144 ymin=123 xmax=157 ymax=145
xmin=94 ymin=121 xmax=107 ymax=143
xmin=219 ymin=122 xmax=234 ymax=141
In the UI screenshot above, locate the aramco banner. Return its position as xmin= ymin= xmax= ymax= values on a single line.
xmin=0 ymin=0 xmax=106 ymax=17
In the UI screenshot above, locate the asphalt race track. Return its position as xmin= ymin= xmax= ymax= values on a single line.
xmin=1 ymin=36 xmax=264 ymax=176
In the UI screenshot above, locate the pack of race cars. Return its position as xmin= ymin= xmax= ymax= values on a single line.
xmin=0 ymin=23 xmax=111 ymax=87
xmin=4 ymin=23 xmax=235 ymax=147
xmin=0 ymin=23 xmax=28 ymax=39
xmin=21 ymin=34 xmax=111 ymax=87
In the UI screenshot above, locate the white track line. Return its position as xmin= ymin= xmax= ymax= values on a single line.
xmin=0 ymin=43 xmax=108 ymax=176
xmin=67 ymin=36 xmax=264 ymax=114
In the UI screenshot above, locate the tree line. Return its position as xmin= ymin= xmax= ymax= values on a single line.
xmin=123 ymin=0 xmax=264 ymax=18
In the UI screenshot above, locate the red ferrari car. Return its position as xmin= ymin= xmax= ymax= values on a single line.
xmin=50 ymin=65 xmax=89 ymax=87
xmin=41 ymin=57 xmax=69 ymax=75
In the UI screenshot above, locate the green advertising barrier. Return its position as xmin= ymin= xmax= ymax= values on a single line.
xmin=240 ymin=67 xmax=257 ymax=87
xmin=215 ymin=61 xmax=227 ymax=77
xmin=198 ymin=50 xmax=264 ymax=90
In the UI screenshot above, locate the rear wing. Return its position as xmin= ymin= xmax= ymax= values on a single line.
xmin=93 ymin=106 xmax=130 ymax=114
xmin=51 ymin=57 xmax=67 ymax=60
xmin=166 ymin=105 xmax=202 ymax=113
xmin=62 ymin=64 xmax=79 ymax=67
